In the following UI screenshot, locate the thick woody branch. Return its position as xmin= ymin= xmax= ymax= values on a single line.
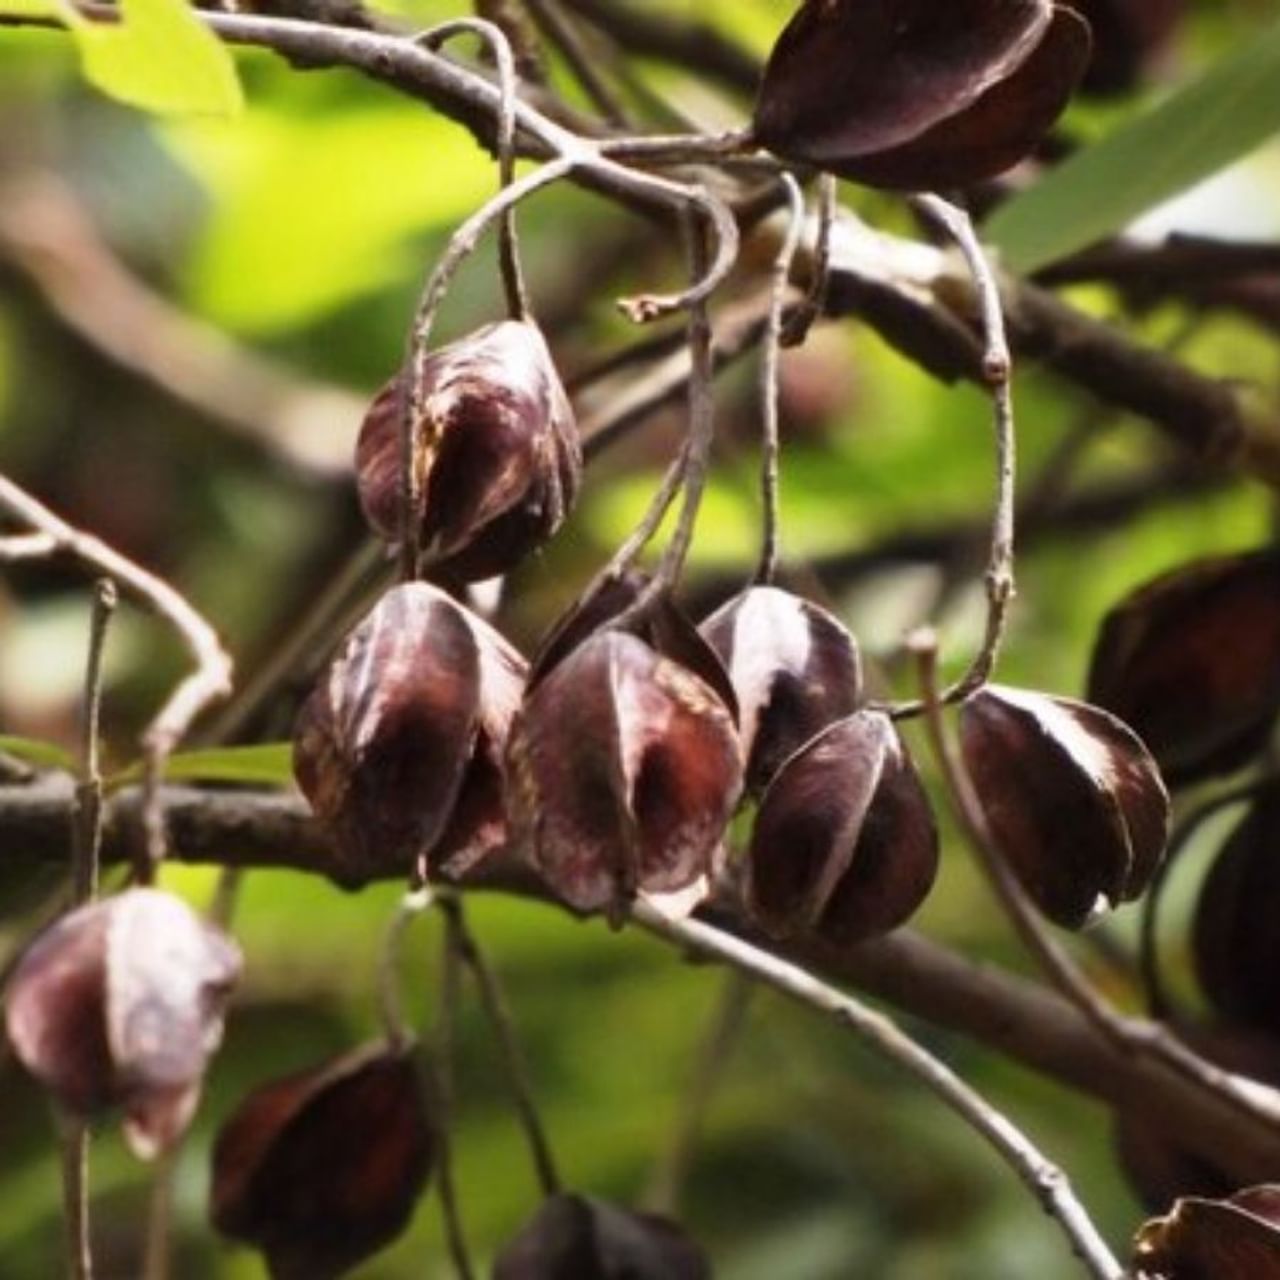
xmin=6 ymin=774 xmax=1280 ymax=1188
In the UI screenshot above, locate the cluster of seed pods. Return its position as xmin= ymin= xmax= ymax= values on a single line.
xmin=0 ymin=2 xmax=1207 ymax=1273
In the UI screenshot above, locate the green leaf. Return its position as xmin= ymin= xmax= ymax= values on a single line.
xmin=110 ymin=742 xmax=293 ymax=789
xmin=58 ymin=0 xmax=242 ymax=117
xmin=987 ymin=19 xmax=1280 ymax=274
xmin=0 ymin=734 xmax=75 ymax=772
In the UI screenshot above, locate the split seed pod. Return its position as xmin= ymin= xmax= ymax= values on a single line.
xmin=1193 ymin=782 xmax=1280 ymax=1035
xmin=749 ymin=710 xmax=938 ymax=946
xmin=1087 ymin=549 xmax=1280 ymax=785
xmin=211 ymin=1044 xmax=432 ymax=1280
xmin=493 ymin=1194 xmax=710 ymax=1280
xmin=507 ymin=629 xmax=742 ymax=920
xmin=961 ymin=685 xmax=1169 ymax=928
xmin=1133 ymin=1184 xmax=1280 ymax=1279
xmin=4 ymin=887 xmax=241 ymax=1158
xmin=530 ymin=568 xmax=738 ymax=718
xmin=293 ymin=581 xmax=525 ymax=887
xmin=356 ymin=320 xmax=581 ymax=581
xmin=752 ymin=0 xmax=1092 ymax=190
xmin=700 ymin=585 xmax=861 ymax=795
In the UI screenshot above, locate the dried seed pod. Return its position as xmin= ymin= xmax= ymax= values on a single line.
xmin=1133 ymin=1185 xmax=1280 ymax=1279
xmin=506 ymin=630 xmax=742 ymax=919
xmin=492 ymin=1194 xmax=710 ymax=1280
xmin=1087 ymin=549 xmax=1280 ymax=785
xmin=530 ymin=569 xmax=738 ymax=719
xmin=4 ymin=888 xmax=241 ymax=1158
xmin=749 ymin=710 xmax=938 ymax=946
xmin=700 ymin=585 xmax=860 ymax=795
xmin=211 ymin=1044 xmax=432 ymax=1280
xmin=356 ymin=320 xmax=581 ymax=581
xmin=960 ymin=685 xmax=1169 ymax=928
xmin=1192 ymin=782 xmax=1280 ymax=1034
xmin=752 ymin=0 xmax=1091 ymax=190
xmin=1073 ymin=0 xmax=1184 ymax=94
xmin=293 ymin=581 xmax=526 ymax=887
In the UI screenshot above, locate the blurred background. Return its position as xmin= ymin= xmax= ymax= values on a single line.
xmin=1 ymin=0 xmax=1280 ymax=1275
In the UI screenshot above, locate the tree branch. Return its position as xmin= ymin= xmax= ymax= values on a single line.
xmin=6 ymin=774 xmax=1280 ymax=1189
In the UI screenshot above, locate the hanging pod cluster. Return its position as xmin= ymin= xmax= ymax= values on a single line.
xmin=701 ymin=585 xmax=938 ymax=946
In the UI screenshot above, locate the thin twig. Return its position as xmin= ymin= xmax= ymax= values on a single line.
xmin=431 ymin=910 xmax=476 ymax=1280
xmin=58 ymin=582 xmax=113 ymax=1280
xmin=643 ymin=969 xmax=751 ymax=1215
xmin=631 ymin=903 xmax=1124 ymax=1280
xmin=652 ymin=215 xmax=715 ymax=594
xmin=72 ymin=579 xmax=116 ymax=902
xmin=910 ymin=633 xmax=1280 ymax=1136
xmin=755 ymin=173 xmax=805 ymax=586
xmin=0 ymin=474 xmax=233 ymax=874
xmin=885 ymin=197 xmax=1014 ymax=720
xmin=0 ymin=532 xmax=58 ymax=561
xmin=378 ymin=887 xmax=432 ymax=1051
xmin=419 ymin=18 xmax=530 ymax=318
xmin=782 ymin=172 xmax=836 ymax=348
xmin=519 ymin=0 xmax=630 ymax=125
xmin=59 ymin=1116 xmax=93 ymax=1280
xmin=438 ymin=895 xmax=561 ymax=1197
xmin=140 ymin=1149 xmax=175 ymax=1280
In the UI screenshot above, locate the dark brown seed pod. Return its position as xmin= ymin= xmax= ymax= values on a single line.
xmin=4 ymin=888 xmax=241 ymax=1158
xmin=356 ymin=320 xmax=581 ymax=581
xmin=700 ymin=585 xmax=860 ymax=795
xmin=1073 ymin=0 xmax=1184 ymax=94
xmin=748 ymin=710 xmax=938 ymax=946
xmin=960 ymin=684 xmax=1169 ymax=929
xmin=751 ymin=0 xmax=1091 ymax=190
xmin=1133 ymin=1184 xmax=1280 ymax=1279
xmin=492 ymin=1194 xmax=711 ymax=1280
xmin=529 ymin=569 xmax=738 ymax=720
xmin=211 ymin=1043 xmax=433 ymax=1280
xmin=293 ymin=581 xmax=526 ymax=887
xmin=1192 ymin=782 xmax=1280 ymax=1034
xmin=506 ymin=630 xmax=742 ymax=920
xmin=1087 ymin=549 xmax=1280 ymax=786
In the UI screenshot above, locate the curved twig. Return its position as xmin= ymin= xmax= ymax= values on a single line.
xmin=633 ymin=903 xmax=1124 ymax=1280
xmin=417 ymin=18 xmax=530 ymax=319
xmin=754 ymin=173 xmax=805 ymax=586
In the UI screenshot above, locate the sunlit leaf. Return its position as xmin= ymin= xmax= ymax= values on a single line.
xmin=987 ymin=18 xmax=1280 ymax=272
xmin=57 ymin=0 xmax=242 ymax=117
xmin=167 ymin=106 xmax=500 ymax=332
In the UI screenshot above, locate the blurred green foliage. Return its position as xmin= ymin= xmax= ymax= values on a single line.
xmin=1 ymin=1 xmax=1279 ymax=1277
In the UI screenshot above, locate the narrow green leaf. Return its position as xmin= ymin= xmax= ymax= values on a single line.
xmin=109 ymin=742 xmax=293 ymax=789
xmin=0 ymin=734 xmax=75 ymax=772
xmin=59 ymin=0 xmax=242 ymax=117
xmin=987 ymin=19 xmax=1280 ymax=274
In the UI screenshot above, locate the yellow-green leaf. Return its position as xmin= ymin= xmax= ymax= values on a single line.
xmin=61 ymin=0 xmax=242 ymax=117
xmin=0 ymin=734 xmax=75 ymax=772
xmin=108 ymin=742 xmax=294 ymax=789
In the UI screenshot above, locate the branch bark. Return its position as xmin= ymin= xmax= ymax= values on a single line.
xmin=6 ymin=774 xmax=1280 ymax=1189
